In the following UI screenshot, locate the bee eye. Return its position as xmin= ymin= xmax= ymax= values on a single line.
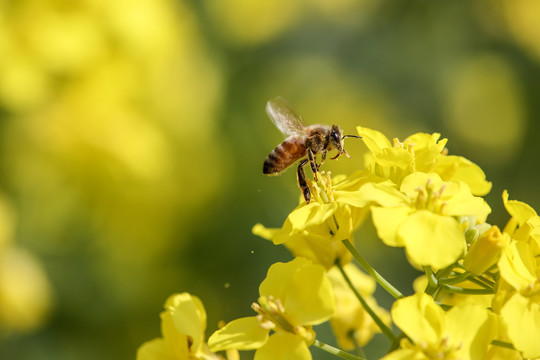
xmin=331 ymin=131 xmax=340 ymax=142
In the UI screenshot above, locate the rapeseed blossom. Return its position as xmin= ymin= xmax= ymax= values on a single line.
xmin=357 ymin=172 xmax=490 ymax=269
xmin=138 ymin=123 xmax=540 ymax=360
xmin=208 ymin=257 xmax=334 ymax=360
xmin=357 ymin=127 xmax=492 ymax=196
xmin=463 ymin=225 xmax=508 ymax=275
xmin=493 ymin=191 xmax=540 ymax=358
xmin=253 ymin=172 xmax=377 ymax=269
xmin=383 ymin=293 xmax=494 ymax=360
xmin=137 ymin=293 xmax=221 ymax=360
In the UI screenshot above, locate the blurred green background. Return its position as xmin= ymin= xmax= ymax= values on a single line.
xmin=1 ymin=0 xmax=540 ymax=359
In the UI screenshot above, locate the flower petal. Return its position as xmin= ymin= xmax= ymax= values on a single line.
xmin=434 ymin=155 xmax=492 ymax=196
xmin=399 ymin=172 xmax=443 ymax=199
xmin=398 ymin=210 xmax=466 ymax=270
xmin=443 ymin=181 xmax=491 ymax=220
xmin=288 ymin=202 xmax=338 ymax=231
xmin=374 ymin=147 xmax=413 ymax=170
xmin=208 ymin=317 xmax=269 ymax=352
xmin=357 ymin=126 xmax=392 ymax=153
xmin=371 ymin=206 xmax=410 ymax=247
xmin=498 ymin=240 xmax=536 ymax=292
xmin=259 ymin=258 xmax=335 ymax=326
xmin=391 ymin=293 xmax=444 ymax=346
xmin=164 ymin=293 xmax=207 ymax=355
xmin=136 ymin=338 xmax=177 ymax=360
xmin=500 ymin=293 xmax=540 ymax=358
xmin=354 ymin=181 xmax=409 ymax=208
xmin=160 ymin=311 xmax=189 ymax=358
xmin=254 ymin=332 xmax=311 ymax=360
xmin=252 ymin=223 xmax=278 ymax=241
xmin=445 ymin=304 xmax=494 ymax=360
xmin=503 ymin=190 xmax=537 ymax=226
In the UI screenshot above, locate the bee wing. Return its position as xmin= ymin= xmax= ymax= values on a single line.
xmin=266 ymin=97 xmax=306 ymax=136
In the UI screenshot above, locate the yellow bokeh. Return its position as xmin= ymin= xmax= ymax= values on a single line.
xmin=443 ymin=55 xmax=525 ymax=166
xmin=503 ymin=0 xmax=540 ymax=62
xmin=0 ymin=246 xmax=53 ymax=333
xmin=0 ymin=196 xmax=52 ymax=333
xmin=205 ymin=0 xmax=304 ymax=45
xmin=1 ymin=0 xmax=226 ymax=263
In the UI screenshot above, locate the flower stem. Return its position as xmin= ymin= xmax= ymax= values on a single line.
xmin=423 ymin=267 xmax=494 ymax=296
xmin=465 ymin=276 xmax=494 ymax=290
xmin=423 ymin=266 xmax=441 ymax=298
xmin=491 ymin=339 xmax=516 ymax=350
xmin=336 ymin=261 xmax=397 ymax=343
xmin=341 ymin=239 xmax=404 ymax=299
xmin=313 ymin=339 xmax=366 ymax=360
xmin=439 ymin=271 xmax=471 ymax=285
xmin=441 ymin=285 xmax=494 ymax=295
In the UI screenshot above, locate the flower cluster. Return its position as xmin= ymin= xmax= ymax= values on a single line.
xmin=137 ymin=126 xmax=540 ymax=360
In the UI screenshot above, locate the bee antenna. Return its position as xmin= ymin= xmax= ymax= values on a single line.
xmin=342 ymin=135 xmax=362 ymax=140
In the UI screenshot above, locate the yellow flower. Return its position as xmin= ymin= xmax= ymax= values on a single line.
xmin=208 ymin=257 xmax=335 ymax=360
xmin=137 ymin=293 xmax=219 ymax=360
xmin=492 ymin=191 xmax=540 ymax=358
xmin=360 ymin=172 xmax=491 ymax=270
xmin=497 ymin=240 xmax=540 ymax=358
xmin=357 ymin=127 xmax=492 ymax=195
xmin=253 ymin=172 xmax=374 ymax=269
xmin=327 ymin=263 xmax=390 ymax=350
xmin=463 ymin=225 xmax=509 ymax=275
xmin=383 ymin=293 xmax=494 ymax=360
xmin=501 ymin=190 xmax=540 ymax=247
xmin=499 ymin=292 xmax=540 ymax=359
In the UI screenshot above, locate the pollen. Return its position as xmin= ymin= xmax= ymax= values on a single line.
xmin=413 ymin=179 xmax=448 ymax=215
xmin=253 ymin=296 xmax=294 ymax=333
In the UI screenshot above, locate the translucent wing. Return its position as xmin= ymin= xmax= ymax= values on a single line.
xmin=266 ymin=97 xmax=306 ymax=136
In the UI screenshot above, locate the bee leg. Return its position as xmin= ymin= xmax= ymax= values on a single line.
xmin=317 ymin=150 xmax=327 ymax=171
xmin=307 ymin=149 xmax=319 ymax=181
xmin=297 ymin=159 xmax=311 ymax=203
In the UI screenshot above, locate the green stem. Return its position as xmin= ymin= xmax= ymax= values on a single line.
xmin=423 ymin=266 xmax=439 ymax=297
xmin=442 ymin=285 xmax=494 ymax=295
xmin=341 ymin=239 xmax=404 ymax=299
xmin=490 ymin=339 xmax=515 ymax=350
xmin=439 ymin=272 xmax=471 ymax=285
xmin=477 ymin=275 xmax=496 ymax=288
xmin=313 ymin=339 xmax=366 ymax=360
xmin=453 ymin=263 xmax=496 ymax=288
xmin=435 ymin=302 xmax=452 ymax=311
xmin=466 ymin=276 xmax=494 ymax=290
xmin=435 ymin=266 xmax=455 ymax=280
xmin=388 ymin=331 xmax=407 ymax=352
xmin=424 ymin=266 xmax=438 ymax=287
xmin=336 ymin=261 xmax=397 ymax=343
xmin=424 ymin=267 xmax=493 ymax=296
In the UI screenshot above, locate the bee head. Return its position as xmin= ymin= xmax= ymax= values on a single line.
xmin=330 ymin=125 xmax=361 ymax=159
xmin=329 ymin=124 xmax=342 ymax=146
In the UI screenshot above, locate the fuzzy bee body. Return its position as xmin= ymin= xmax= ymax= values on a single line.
xmin=262 ymin=97 xmax=359 ymax=203
xmin=263 ymin=136 xmax=306 ymax=175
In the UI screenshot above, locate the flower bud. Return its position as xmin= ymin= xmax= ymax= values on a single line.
xmin=463 ymin=225 xmax=507 ymax=275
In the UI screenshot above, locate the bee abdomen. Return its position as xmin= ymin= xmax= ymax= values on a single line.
xmin=263 ymin=137 xmax=306 ymax=175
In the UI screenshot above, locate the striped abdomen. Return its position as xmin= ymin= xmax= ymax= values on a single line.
xmin=263 ymin=136 xmax=306 ymax=175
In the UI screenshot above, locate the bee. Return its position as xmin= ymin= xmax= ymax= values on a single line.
xmin=263 ymin=97 xmax=360 ymax=203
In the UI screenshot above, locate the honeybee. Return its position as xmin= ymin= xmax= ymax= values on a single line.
xmin=263 ymin=97 xmax=360 ymax=203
